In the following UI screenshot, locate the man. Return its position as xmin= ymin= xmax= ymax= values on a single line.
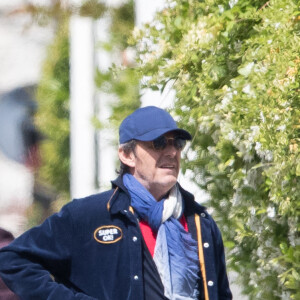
xmin=0 ymin=106 xmax=232 ymax=300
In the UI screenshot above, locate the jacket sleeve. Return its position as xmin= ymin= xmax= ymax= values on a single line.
xmin=0 ymin=204 xmax=97 ymax=300
xmin=211 ymin=219 xmax=233 ymax=300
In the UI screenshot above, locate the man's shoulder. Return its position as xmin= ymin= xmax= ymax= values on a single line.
xmin=65 ymin=189 xmax=116 ymax=213
xmin=77 ymin=189 xmax=115 ymax=202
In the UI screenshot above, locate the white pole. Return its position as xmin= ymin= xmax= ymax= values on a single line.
xmin=69 ymin=15 xmax=96 ymax=199
xmin=94 ymin=15 xmax=117 ymax=191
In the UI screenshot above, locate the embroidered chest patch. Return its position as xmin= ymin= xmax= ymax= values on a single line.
xmin=94 ymin=225 xmax=123 ymax=244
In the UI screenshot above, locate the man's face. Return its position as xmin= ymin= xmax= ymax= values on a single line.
xmin=130 ymin=132 xmax=182 ymax=200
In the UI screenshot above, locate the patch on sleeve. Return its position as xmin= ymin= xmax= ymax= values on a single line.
xmin=94 ymin=225 xmax=123 ymax=244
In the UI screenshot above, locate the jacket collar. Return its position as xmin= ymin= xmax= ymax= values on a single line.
xmin=177 ymin=182 xmax=207 ymax=216
xmin=111 ymin=175 xmax=129 ymax=194
xmin=107 ymin=176 xmax=131 ymax=215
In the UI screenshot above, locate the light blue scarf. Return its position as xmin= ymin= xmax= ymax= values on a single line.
xmin=123 ymin=174 xmax=199 ymax=300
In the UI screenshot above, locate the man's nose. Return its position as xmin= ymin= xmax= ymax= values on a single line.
xmin=164 ymin=143 xmax=178 ymax=157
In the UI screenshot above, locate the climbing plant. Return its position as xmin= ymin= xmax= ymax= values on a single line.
xmin=36 ymin=19 xmax=70 ymax=195
xmin=132 ymin=0 xmax=300 ymax=298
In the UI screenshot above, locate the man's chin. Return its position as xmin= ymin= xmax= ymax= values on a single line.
xmin=159 ymin=177 xmax=178 ymax=191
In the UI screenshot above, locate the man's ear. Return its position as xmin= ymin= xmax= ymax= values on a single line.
xmin=118 ymin=147 xmax=136 ymax=168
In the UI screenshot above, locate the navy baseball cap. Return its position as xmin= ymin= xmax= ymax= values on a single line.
xmin=119 ymin=106 xmax=192 ymax=144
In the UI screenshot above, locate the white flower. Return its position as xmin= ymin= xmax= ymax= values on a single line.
xmin=255 ymin=142 xmax=262 ymax=151
xmin=207 ymin=146 xmax=216 ymax=155
xmin=274 ymin=23 xmax=281 ymax=29
xmin=276 ymin=124 xmax=286 ymax=131
xmin=265 ymin=150 xmax=273 ymax=161
xmin=267 ymin=207 xmax=276 ymax=218
xmin=229 ymin=0 xmax=239 ymax=8
xmin=242 ymin=84 xmax=255 ymax=97
xmin=216 ymin=92 xmax=233 ymax=111
xmin=260 ymin=111 xmax=265 ymax=123
xmin=249 ymin=126 xmax=260 ymax=142
xmin=227 ymin=130 xmax=237 ymax=141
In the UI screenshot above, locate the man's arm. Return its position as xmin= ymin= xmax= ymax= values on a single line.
xmin=212 ymin=220 xmax=233 ymax=300
xmin=0 ymin=205 xmax=96 ymax=300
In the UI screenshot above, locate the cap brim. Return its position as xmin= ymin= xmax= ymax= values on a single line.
xmin=135 ymin=128 xmax=192 ymax=141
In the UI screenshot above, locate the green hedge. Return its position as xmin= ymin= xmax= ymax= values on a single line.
xmin=132 ymin=0 xmax=300 ymax=298
xmin=36 ymin=20 xmax=70 ymax=194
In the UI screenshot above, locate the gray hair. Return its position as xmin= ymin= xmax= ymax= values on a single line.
xmin=117 ymin=140 xmax=137 ymax=175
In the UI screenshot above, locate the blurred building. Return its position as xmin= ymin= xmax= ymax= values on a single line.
xmin=0 ymin=0 xmax=53 ymax=236
xmin=0 ymin=86 xmax=43 ymax=237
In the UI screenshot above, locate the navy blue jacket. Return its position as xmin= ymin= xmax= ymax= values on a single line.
xmin=0 ymin=177 xmax=232 ymax=300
